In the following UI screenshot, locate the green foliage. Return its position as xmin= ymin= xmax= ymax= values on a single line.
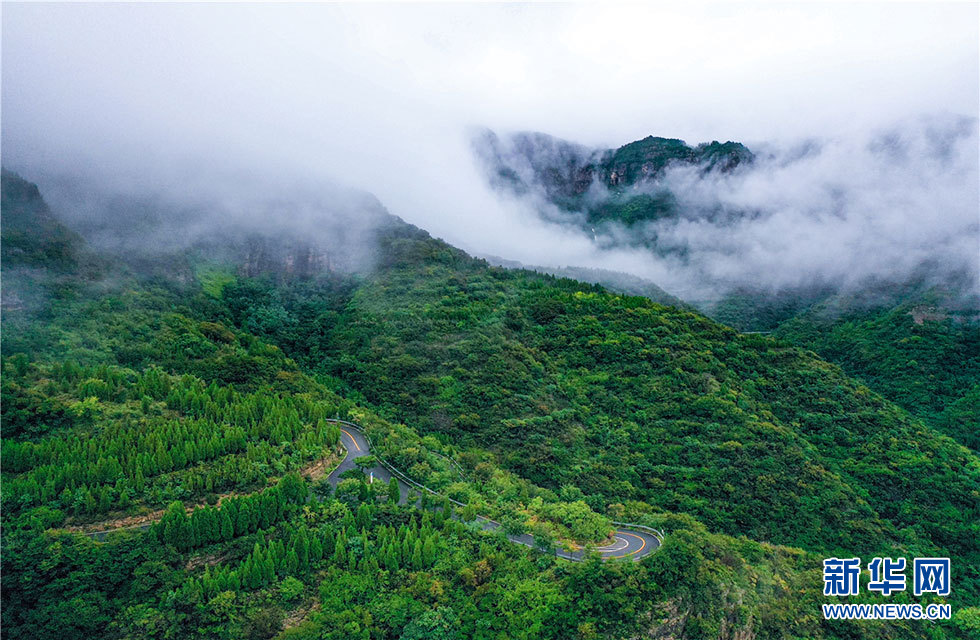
xmin=1 ymin=173 xmax=971 ymax=640
xmin=2 ymin=363 xmax=338 ymax=519
xmin=528 ymin=498 xmax=612 ymax=543
xmin=1 ymin=170 xmax=83 ymax=272
xmin=387 ymin=477 xmax=401 ymax=504
xmin=219 ymin=226 xmax=979 ymax=611
xmin=775 ymin=295 xmax=980 ymax=447
xmin=195 ymin=265 xmax=237 ymax=299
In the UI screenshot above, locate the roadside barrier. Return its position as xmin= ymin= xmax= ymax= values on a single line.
xmin=611 ymin=521 xmax=666 ymax=543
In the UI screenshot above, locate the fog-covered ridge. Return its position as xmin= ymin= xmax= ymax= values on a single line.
xmin=473 ymin=116 xmax=979 ymax=304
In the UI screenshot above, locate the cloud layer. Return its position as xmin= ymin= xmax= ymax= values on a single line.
xmin=2 ymin=3 xmax=977 ymax=298
xmin=630 ymin=115 xmax=979 ymax=299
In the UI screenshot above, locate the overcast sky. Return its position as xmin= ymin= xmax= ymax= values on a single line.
xmin=2 ymin=2 xmax=978 ymax=292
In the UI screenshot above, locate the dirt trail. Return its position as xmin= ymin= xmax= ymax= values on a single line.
xmin=283 ymin=601 xmax=321 ymax=630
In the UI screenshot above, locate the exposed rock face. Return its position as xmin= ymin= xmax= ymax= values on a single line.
xmin=909 ymin=305 xmax=949 ymax=325
xmin=472 ymin=129 xmax=600 ymax=200
xmin=240 ymin=236 xmax=335 ymax=279
xmin=472 ymin=129 xmax=754 ymax=201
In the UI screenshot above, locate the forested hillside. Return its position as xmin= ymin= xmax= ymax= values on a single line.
xmin=3 ymin=171 xmax=978 ymax=639
xmin=772 ymin=289 xmax=980 ymax=445
xmin=220 ymin=219 xmax=980 ymax=571
xmin=473 ymin=129 xmax=980 ymax=448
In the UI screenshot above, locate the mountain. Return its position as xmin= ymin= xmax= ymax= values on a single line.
xmin=3 ymin=171 xmax=978 ymax=639
xmin=1 ymin=169 xmax=84 ymax=272
xmin=479 ymin=254 xmax=689 ymax=309
xmin=473 ymin=129 xmax=753 ymax=231
xmin=772 ymin=284 xmax=980 ymax=445
xmin=472 ymin=129 xmax=980 ymax=452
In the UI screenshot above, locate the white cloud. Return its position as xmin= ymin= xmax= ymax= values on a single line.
xmin=2 ymin=2 xmax=977 ymax=295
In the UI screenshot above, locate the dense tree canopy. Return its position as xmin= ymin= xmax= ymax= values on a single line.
xmin=3 ymin=171 xmax=975 ymax=639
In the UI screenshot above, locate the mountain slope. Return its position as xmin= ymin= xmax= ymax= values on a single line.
xmin=218 ymin=209 xmax=980 ymax=602
xmin=3 ymin=172 xmax=978 ymax=639
xmin=773 ymin=287 xmax=980 ymax=439
xmin=1 ymin=169 xmax=84 ymax=272
xmin=472 ymin=128 xmax=980 ymax=450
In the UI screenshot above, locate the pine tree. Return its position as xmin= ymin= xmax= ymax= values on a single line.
xmin=162 ymin=501 xmax=190 ymax=550
xmin=385 ymin=546 xmax=399 ymax=573
xmin=387 ymin=478 xmax=400 ymax=504
xmin=133 ymin=464 xmax=146 ymax=493
xmin=246 ymin=558 xmax=261 ymax=590
xmin=295 ymin=530 xmax=310 ymax=572
xmin=220 ymin=509 xmax=234 ymax=541
xmin=333 ymin=536 xmax=347 ymax=565
xmin=264 ymin=555 xmax=275 ymax=586
xmin=422 ymin=536 xmax=436 ymax=567
xmin=285 ymin=549 xmax=299 ymax=575
xmin=206 ymin=508 xmax=220 ymax=543
xmin=84 ymin=488 xmax=97 ymax=514
xmin=189 ymin=510 xmax=203 ymax=548
xmin=236 ymin=501 xmax=251 ymax=536
xmin=309 ymin=536 xmax=323 ymax=564
xmin=248 ymin=498 xmax=261 ymax=532
xmin=356 ymin=503 xmax=370 ymax=529
xmin=411 ymin=540 xmax=423 ymax=571
xmin=271 ymin=540 xmax=286 ymax=575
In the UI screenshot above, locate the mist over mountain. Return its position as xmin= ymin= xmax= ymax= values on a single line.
xmin=4 ymin=167 xmax=979 ymax=639
xmin=29 ymin=171 xmax=411 ymax=280
xmin=3 ymin=4 xmax=980 ymax=638
xmin=472 ymin=114 xmax=979 ymax=306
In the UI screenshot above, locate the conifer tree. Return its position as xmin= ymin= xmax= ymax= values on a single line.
xmin=162 ymin=501 xmax=190 ymax=550
xmin=385 ymin=546 xmax=399 ymax=573
xmin=309 ymin=536 xmax=323 ymax=564
xmin=333 ymin=536 xmax=347 ymax=565
xmin=285 ymin=549 xmax=299 ymax=575
xmin=356 ymin=503 xmax=370 ymax=529
xmin=422 ymin=537 xmax=436 ymax=567
xmin=295 ymin=530 xmax=310 ymax=572
xmin=220 ymin=509 xmax=234 ymax=541
xmin=236 ymin=501 xmax=252 ymax=536
xmin=189 ymin=510 xmax=202 ymax=548
xmin=248 ymin=498 xmax=261 ymax=532
xmin=262 ymin=554 xmax=275 ymax=587
xmin=206 ymin=508 xmax=220 ymax=543
xmin=411 ymin=540 xmax=423 ymax=571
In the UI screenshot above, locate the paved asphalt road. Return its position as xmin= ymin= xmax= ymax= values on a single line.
xmin=86 ymin=422 xmax=661 ymax=561
xmin=329 ymin=423 xmax=660 ymax=561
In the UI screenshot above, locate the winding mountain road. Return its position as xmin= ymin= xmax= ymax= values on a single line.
xmin=328 ymin=421 xmax=661 ymax=561
xmin=83 ymin=421 xmax=662 ymax=560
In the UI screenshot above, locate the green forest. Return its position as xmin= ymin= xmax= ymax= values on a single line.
xmin=2 ymin=170 xmax=978 ymax=639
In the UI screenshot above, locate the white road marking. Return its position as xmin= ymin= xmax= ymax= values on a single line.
xmin=595 ymin=536 xmax=630 ymax=552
